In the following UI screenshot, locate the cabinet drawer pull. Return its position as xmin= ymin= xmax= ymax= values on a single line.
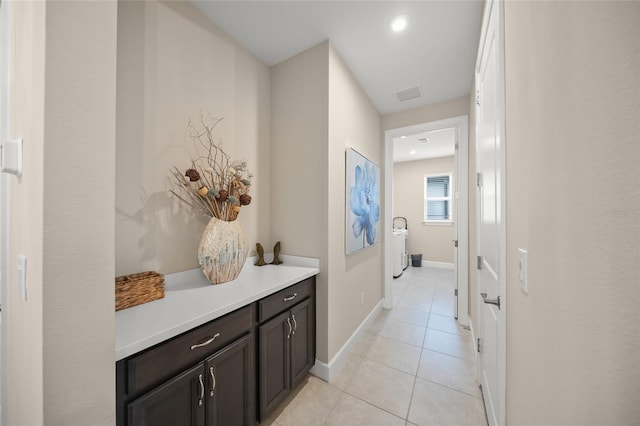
xmin=198 ymin=374 xmax=204 ymax=406
xmin=291 ymin=314 xmax=297 ymax=335
xmin=286 ymin=317 xmax=292 ymax=339
xmin=283 ymin=293 xmax=298 ymax=302
xmin=190 ymin=332 xmax=220 ymax=350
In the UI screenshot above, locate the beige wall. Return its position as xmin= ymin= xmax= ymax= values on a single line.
xmin=7 ymin=2 xmax=45 ymax=424
xmin=271 ymin=41 xmax=382 ymax=363
xmin=327 ymin=45 xmax=383 ymax=360
xmin=504 ymin=1 xmax=640 ymax=424
xmin=8 ymin=1 xmax=118 ymax=424
xmin=393 ymin=157 xmax=455 ymax=264
xmin=116 ymin=0 xmax=271 ymax=276
xmin=271 ymin=41 xmax=330 ymax=360
xmin=382 ymin=95 xmax=469 ymax=131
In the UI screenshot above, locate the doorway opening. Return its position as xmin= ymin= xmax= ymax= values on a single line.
xmin=383 ymin=115 xmax=469 ymax=327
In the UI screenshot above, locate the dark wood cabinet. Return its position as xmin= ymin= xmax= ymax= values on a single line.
xmin=117 ymin=306 xmax=255 ymax=426
xmin=289 ymin=298 xmax=314 ymax=389
xmin=127 ymin=362 xmax=205 ymax=426
xmin=205 ymin=333 xmax=255 ymax=426
xmin=258 ymin=311 xmax=291 ymax=416
xmin=117 ymin=276 xmax=315 ymax=426
xmin=258 ymin=280 xmax=315 ymax=420
xmin=125 ymin=332 xmax=254 ymax=426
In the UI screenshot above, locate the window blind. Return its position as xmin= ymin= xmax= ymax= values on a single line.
xmin=424 ymin=175 xmax=451 ymax=221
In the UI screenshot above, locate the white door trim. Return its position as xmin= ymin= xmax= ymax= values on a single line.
xmin=383 ymin=115 xmax=469 ymax=327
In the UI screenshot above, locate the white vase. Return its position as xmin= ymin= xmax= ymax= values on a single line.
xmin=198 ymin=217 xmax=248 ymax=285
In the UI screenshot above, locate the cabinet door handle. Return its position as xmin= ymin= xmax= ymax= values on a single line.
xmin=286 ymin=317 xmax=292 ymax=339
xmin=190 ymin=332 xmax=220 ymax=350
xmin=209 ymin=366 xmax=216 ymax=397
xmin=283 ymin=293 xmax=298 ymax=302
xmin=291 ymin=314 xmax=297 ymax=336
xmin=197 ymin=374 xmax=204 ymax=406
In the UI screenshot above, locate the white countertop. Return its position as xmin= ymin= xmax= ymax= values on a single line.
xmin=115 ymin=255 xmax=320 ymax=360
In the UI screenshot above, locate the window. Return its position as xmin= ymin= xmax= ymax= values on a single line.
xmin=424 ymin=174 xmax=452 ymax=222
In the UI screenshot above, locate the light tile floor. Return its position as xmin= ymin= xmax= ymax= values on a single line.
xmin=261 ymin=266 xmax=488 ymax=426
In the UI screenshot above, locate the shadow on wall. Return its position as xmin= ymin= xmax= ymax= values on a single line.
xmin=116 ymin=189 xmax=208 ymax=276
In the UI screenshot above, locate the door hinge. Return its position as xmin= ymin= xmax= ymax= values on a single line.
xmin=476 ymin=172 xmax=483 ymax=188
xmin=454 ymin=289 xmax=458 ymax=297
xmin=477 ymin=255 xmax=483 ymax=270
xmin=477 ymin=338 xmax=481 ymax=353
xmin=476 ymin=90 xmax=481 ymax=106
xmin=453 ymin=239 xmax=458 ymax=248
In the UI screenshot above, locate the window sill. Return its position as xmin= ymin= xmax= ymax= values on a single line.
xmin=422 ymin=220 xmax=454 ymax=226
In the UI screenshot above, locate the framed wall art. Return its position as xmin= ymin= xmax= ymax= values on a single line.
xmin=345 ymin=148 xmax=380 ymax=255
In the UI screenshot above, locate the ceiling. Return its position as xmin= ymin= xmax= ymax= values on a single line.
xmin=393 ymin=127 xmax=456 ymax=163
xmin=191 ymin=1 xmax=484 ymax=115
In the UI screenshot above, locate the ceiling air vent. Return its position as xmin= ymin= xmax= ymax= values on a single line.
xmin=395 ymin=85 xmax=422 ymax=102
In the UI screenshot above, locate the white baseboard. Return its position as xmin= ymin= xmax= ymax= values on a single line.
xmin=421 ymin=261 xmax=454 ymax=269
xmin=310 ymin=299 xmax=383 ymax=382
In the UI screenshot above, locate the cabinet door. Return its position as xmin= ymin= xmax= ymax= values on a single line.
xmin=259 ymin=311 xmax=291 ymax=418
xmin=128 ymin=363 xmax=205 ymax=426
xmin=205 ymin=333 xmax=255 ymax=426
xmin=290 ymin=298 xmax=314 ymax=389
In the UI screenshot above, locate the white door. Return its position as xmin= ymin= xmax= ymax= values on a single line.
xmin=475 ymin=0 xmax=506 ymax=425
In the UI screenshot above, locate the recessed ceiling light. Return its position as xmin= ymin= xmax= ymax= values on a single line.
xmin=410 ymin=150 xmax=416 ymax=155
xmin=390 ymin=15 xmax=408 ymax=33
xmin=400 ymin=135 xmax=407 ymax=139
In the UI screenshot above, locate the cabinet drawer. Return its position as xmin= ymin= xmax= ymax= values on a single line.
xmin=126 ymin=305 xmax=253 ymax=396
xmin=258 ymin=277 xmax=314 ymax=323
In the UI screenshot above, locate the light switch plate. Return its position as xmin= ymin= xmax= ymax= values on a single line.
xmin=1 ymin=138 xmax=23 ymax=177
xmin=517 ymin=248 xmax=528 ymax=294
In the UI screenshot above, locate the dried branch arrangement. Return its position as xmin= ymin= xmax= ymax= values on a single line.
xmin=170 ymin=114 xmax=253 ymax=221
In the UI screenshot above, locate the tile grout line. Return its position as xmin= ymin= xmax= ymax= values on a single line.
xmin=319 ymin=384 xmax=344 ymax=426
xmin=309 ymin=268 xmax=468 ymax=426
xmin=418 ymin=376 xmax=484 ymax=400
xmin=338 ymin=389 xmax=409 ymax=424
xmin=404 ymin=274 xmax=435 ymax=422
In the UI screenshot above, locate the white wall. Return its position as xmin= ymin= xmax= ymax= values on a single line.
xmin=8 ymin=1 xmax=118 ymax=424
xmin=504 ymin=2 xmax=640 ymax=423
xmin=116 ymin=0 xmax=271 ymax=277
xmin=394 ymin=156 xmax=455 ymax=264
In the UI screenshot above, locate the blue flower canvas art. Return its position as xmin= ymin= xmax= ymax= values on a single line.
xmin=346 ymin=148 xmax=380 ymax=254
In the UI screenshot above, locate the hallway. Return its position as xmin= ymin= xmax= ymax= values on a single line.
xmin=262 ymin=266 xmax=487 ymax=425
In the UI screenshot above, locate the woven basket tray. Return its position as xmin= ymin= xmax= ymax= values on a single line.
xmin=115 ymin=271 xmax=165 ymax=311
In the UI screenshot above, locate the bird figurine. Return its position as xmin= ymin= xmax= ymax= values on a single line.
xmin=271 ymin=241 xmax=283 ymax=265
xmin=255 ymin=243 xmax=266 ymax=266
